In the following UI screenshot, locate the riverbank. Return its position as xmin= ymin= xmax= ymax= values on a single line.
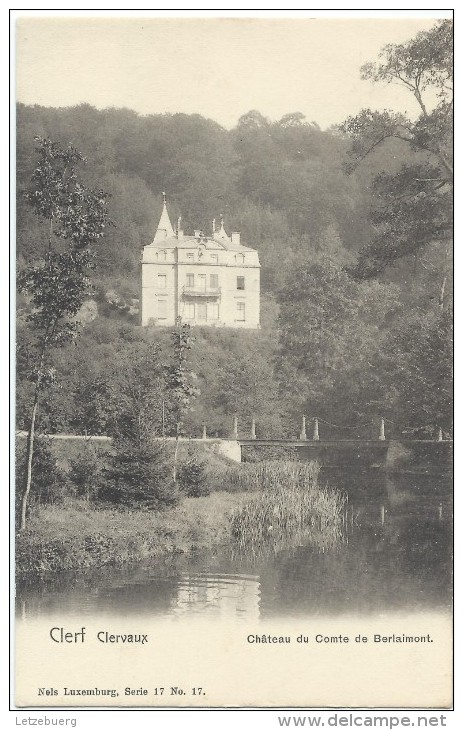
xmin=16 ymin=461 xmax=347 ymax=577
xmin=16 ymin=492 xmax=244 ymax=576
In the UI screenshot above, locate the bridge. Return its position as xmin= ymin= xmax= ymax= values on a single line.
xmin=18 ymin=414 xmax=452 ymax=471
xmin=236 ymin=438 xmax=453 ymax=471
xmin=233 ymin=417 xmax=452 ymax=470
xmin=238 ymin=438 xmax=389 ymax=467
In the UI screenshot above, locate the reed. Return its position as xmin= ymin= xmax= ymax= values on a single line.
xmin=230 ymin=461 xmax=345 ymax=557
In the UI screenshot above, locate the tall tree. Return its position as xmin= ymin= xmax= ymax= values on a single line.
xmin=378 ymin=307 xmax=453 ymax=437
xmin=342 ymin=20 xmax=453 ymax=288
xmin=277 ymin=256 xmax=401 ymax=434
xmin=165 ymin=320 xmax=199 ymax=483
xmin=18 ymin=137 xmax=110 ymax=529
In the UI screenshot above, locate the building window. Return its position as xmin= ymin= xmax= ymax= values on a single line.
xmin=237 ymin=276 xmax=245 ymax=290
xmin=186 ymin=273 xmax=194 ymax=288
xmin=210 ymin=273 xmax=219 ymax=289
xmin=157 ymin=274 xmax=167 ymax=288
xmin=209 ymin=302 xmax=219 ymax=320
xmin=187 ymin=253 xmax=194 ymax=262
xmin=185 ymin=302 xmax=195 ymax=319
xmin=158 ymin=300 xmax=167 ymax=319
xmin=160 ymin=250 xmax=167 ymax=261
xmin=236 ymin=302 xmax=245 ymax=321
xmin=210 ymin=254 xmax=218 ymax=264
xmin=236 ymin=254 xmax=245 ymax=264
xmin=197 ymin=302 xmax=207 ymax=321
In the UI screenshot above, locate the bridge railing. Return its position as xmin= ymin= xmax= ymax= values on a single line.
xmin=225 ymin=416 xmax=448 ymax=443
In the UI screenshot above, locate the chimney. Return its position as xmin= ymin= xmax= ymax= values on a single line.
xmin=177 ymin=216 xmax=183 ymax=240
xmin=231 ymin=232 xmax=241 ymax=246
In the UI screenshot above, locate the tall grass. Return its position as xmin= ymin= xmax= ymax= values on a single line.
xmin=207 ymin=461 xmax=266 ymax=493
xmin=230 ymin=461 xmax=345 ymax=558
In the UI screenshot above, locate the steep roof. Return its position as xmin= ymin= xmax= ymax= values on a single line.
xmin=147 ymin=234 xmax=255 ymax=253
xmin=147 ymin=198 xmax=257 ymax=252
xmin=152 ymin=195 xmax=175 ymax=243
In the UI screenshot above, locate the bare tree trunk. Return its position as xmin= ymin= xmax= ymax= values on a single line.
xmin=19 ymin=384 xmax=40 ymax=531
xmin=173 ymin=422 xmax=180 ymax=484
xmin=439 ymin=276 xmax=447 ymax=309
xmin=19 ymin=341 xmax=49 ymax=531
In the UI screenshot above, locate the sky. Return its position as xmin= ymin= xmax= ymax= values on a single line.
xmin=14 ymin=12 xmax=451 ymax=130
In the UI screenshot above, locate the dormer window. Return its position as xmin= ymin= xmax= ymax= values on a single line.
xmin=236 ymin=253 xmax=245 ymax=265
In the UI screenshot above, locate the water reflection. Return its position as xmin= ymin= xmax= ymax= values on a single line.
xmin=16 ymin=470 xmax=452 ymax=620
xmin=173 ymin=573 xmax=260 ymax=619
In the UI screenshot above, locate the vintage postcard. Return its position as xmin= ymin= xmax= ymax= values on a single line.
xmin=13 ymin=10 xmax=453 ymax=711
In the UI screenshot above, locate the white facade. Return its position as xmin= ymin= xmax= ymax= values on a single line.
xmin=140 ymin=199 xmax=260 ymax=329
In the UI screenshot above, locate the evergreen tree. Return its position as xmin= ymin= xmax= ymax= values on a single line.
xmin=101 ymin=342 xmax=177 ymax=508
xmin=102 ymin=436 xmax=175 ymax=509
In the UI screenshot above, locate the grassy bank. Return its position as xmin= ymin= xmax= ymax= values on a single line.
xmin=16 ymin=492 xmax=243 ymax=576
xmin=16 ymin=460 xmax=346 ymax=577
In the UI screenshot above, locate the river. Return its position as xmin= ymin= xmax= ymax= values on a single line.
xmin=16 ymin=468 xmax=452 ymax=622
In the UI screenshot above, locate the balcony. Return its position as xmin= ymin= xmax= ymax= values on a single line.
xmin=182 ymin=286 xmax=221 ymax=298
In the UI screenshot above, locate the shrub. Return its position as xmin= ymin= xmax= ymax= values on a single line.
xmin=67 ymin=443 xmax=106 ymax=502
xmin=16 ymin=438 xmax=68 ymax=512
xmin=177 ymin=447 xmax=210 ymax=497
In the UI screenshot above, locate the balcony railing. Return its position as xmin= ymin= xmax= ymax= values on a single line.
xmin=182 ymin=286 xmax=221 ymax=298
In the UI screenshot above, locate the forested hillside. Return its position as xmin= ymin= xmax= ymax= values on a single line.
xmin=16 ymin=21 xmax=452 ymax=442
xmin=17 ymin=102 xmax=373 ymax=291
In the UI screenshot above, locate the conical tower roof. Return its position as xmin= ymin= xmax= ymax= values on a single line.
xmin=153 ymin=192 xmax=175 ymax=243
xmin=213 ymin=214 xmax=231 ymax=244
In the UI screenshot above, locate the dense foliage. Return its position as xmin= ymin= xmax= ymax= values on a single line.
xmin=342 ymin=20 xmax=452 ymax=284
xmin=16 ymin=20 xmax=452 ymax=462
